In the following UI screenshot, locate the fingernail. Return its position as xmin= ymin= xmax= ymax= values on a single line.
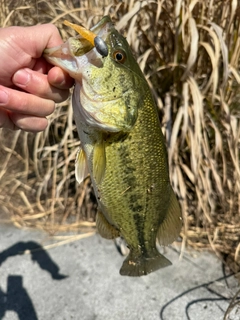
xmin=0 ymin=89 xmax=9 ymax=105
xmin=13 ymin=69 xmax=30 ymax=86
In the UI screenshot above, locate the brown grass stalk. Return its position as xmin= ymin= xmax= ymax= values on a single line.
xmin=0 ymin=0 xmax=240 ymax=283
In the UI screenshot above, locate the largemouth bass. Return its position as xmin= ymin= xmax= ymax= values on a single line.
xmin=44 ymin=16 xmax=182 ymax=276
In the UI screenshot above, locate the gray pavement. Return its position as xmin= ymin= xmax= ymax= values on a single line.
xmin=0 ymin=223 xmax=239 ymax=320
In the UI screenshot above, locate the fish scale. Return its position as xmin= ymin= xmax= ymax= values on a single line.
xmin=44 ymin=16 xmax=182 ymax=277
xmin=98 ymin=90 xmax=171 ymax=250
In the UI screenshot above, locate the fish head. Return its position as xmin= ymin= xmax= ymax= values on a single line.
xmin=44 ymin=16 xmax=146 ymax=132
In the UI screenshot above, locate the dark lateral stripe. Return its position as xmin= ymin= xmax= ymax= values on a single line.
xmin=133 ymin=213 xmax=148 ymax=256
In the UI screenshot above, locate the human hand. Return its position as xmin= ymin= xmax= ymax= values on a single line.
xmin=0 ymin=24 xmax=74 ymax=132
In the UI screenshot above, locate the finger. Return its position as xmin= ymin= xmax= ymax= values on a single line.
xmin=16 ymin=24 xmax=66 ymax=58
xmin=0 ymin=108 xmax=48 ymax=132
xmin=10 ymin=113 xmax=49 ymax=132
xmin=0 ymin=85 xmax=55 ymax=116
xmin=32 ymin=57 xmax=51 ymax=74
xmin=0 ymin=108 xmax=18 ymax=130
xmin=31 ymin=59 xmax=74 ymax=90
xmin=12 ymin=68 xmax=70 ymax=103
xmin=48 ymin=66 xmax=74 ymax=90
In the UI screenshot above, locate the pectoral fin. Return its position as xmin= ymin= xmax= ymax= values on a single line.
xmin=96 ymin=211 xmax=119 ymax=239
xmin=93 ymin=140 xmax=106 ymax=184
xmin=75 ymin=147 xmax=89 ymax=184
xmin=157 ymin=189 xmax=182 ymax=246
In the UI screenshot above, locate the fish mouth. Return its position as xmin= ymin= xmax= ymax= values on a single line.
xmin=90 ymin=15 xmax=112 ymax=38
xmin=44 ymin=16 xmax=113 ymax=74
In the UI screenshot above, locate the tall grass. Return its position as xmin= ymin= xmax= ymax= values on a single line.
xmin=0 ymin=0 xmax=240 ymax=277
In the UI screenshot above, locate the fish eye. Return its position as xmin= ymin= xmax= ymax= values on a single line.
xmin=113 ymin=50 xmax=126 ymax=63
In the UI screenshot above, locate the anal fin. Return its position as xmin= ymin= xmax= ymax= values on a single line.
xmin=157 ymin=189 xmax=182 ymax=246
xmin=96 ymin=211 xmax=119 ymax=239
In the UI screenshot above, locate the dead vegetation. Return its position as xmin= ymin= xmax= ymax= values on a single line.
xmin=0 ymin=0 xmax=240 ymax=281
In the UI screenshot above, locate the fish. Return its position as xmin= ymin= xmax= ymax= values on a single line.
xmin=44 ymin=16 xmax=182 ymax=276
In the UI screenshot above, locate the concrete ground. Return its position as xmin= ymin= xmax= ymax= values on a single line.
xmin=0 ymin=223 xmax=239 ymax=320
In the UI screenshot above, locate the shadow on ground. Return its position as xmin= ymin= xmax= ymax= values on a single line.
xmin=0 ymin=241 xmax=67 ymax=320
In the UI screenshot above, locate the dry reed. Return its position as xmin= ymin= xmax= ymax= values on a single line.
xmin=0 ymin=0 xmax=240 ymax=285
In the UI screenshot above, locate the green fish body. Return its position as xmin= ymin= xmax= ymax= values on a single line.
xmin=44 ymin=16 xmax=182 ymax=276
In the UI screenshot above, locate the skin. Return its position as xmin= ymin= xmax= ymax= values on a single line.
xmin=0 ymin=24 xmax=74 ymax=132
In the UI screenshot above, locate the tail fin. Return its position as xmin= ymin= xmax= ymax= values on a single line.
xmin=119 ymin=249 xmax=171 ymax=277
